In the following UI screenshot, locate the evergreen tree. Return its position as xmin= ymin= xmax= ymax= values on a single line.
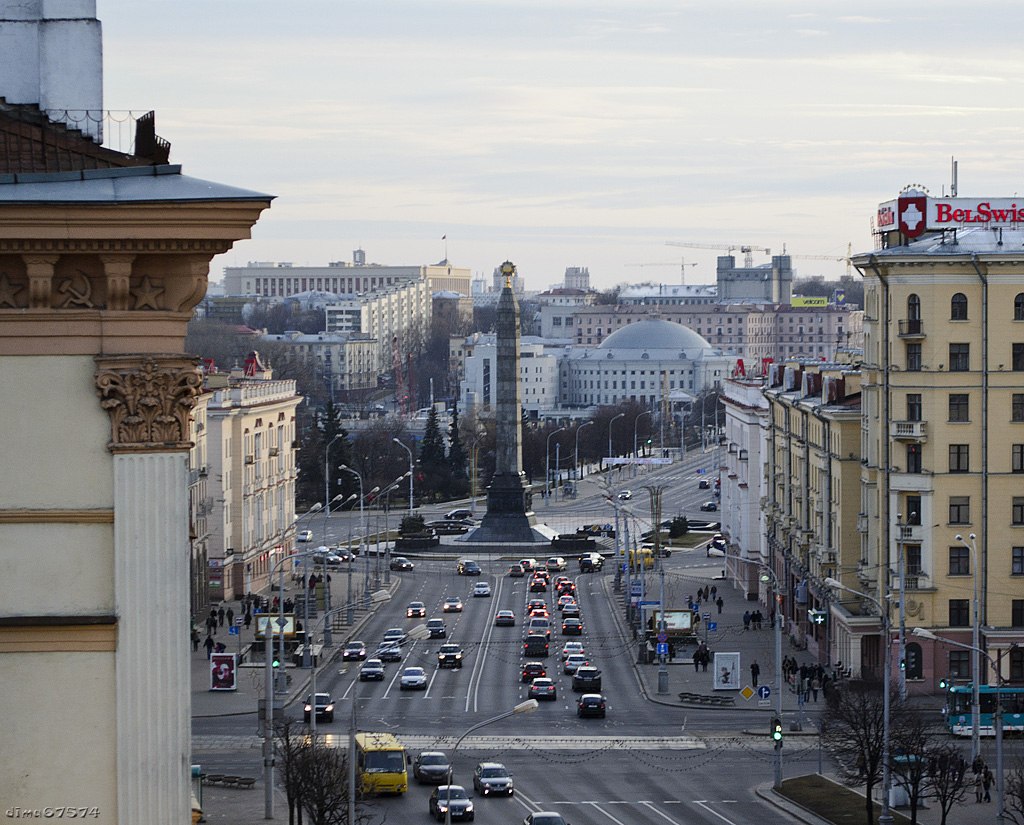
xmin=320 ymin=400 xmax=352 ymax=509
xmin=448 ymin=399 xmax=468 ymax=481
xmin=417 ymin=407 xmax=448 ymax=501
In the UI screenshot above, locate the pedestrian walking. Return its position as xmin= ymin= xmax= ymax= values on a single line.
xmin=983 ymin=767 xmax=993 ymax=802
xmin=710 ymin=585 xmax=717 ymax=601
xmin=244 ymin=611 xmax=252 ymax=630
xmin=974 ymin=770 xmax=983 ymax=803
xmin=217 ymin=605 xmax=225 ymax=627
xmin=190 ymin=628 xmax=200 ymax=652
xmin=702 ymin=585 xmax=710 ymax=601
xmin=742 ymin=610 xmax=751 ymax=631
xmin=810 ymin=676 xmax=821 ymax=702
xmin=226 ymin=606 xmax=234 ymax=627
xmin=700 ymin=648 xmax=710 ymax=672
xmin=750 ymin=660 xmax=760 ymax=688
xmin=203 ymin=634 xmax=215 ymax=659
xmin=716 ymin=596 xmax=724 ymax=614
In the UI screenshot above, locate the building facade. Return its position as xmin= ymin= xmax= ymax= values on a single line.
xmin=261 ymin=329 xmax=377 ymax=394
xmin=851 ymin=193 xmax=1024 ymax=692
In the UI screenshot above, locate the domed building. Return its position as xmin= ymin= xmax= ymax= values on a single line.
xmin=561 ymin=318 xmax=735 ymax=407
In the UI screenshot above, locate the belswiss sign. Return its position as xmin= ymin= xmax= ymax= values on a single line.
xmin=881 ymin=196 xmax=1024 ymax=235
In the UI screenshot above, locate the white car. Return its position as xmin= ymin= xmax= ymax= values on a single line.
xmin=561 ymin=641 xmax=585 ymax=661
xmin=297 ymin=530 xmax=314 ymax=542
xmin=382 ymin=628 xmax=407 ymax=646
xmin=564 ymin=653 xmax=589 ymax=674
xmin=472 ymin=581 xmax=492 ymax=597
xmin=400 ymin=666 xmax=428 ymax=691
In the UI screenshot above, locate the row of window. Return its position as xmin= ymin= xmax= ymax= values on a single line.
xmin=904 ymin=342 xmax=1024 ymax=371
xmin=922 ymin=494 xmax=1024 ymax=525
xmin=907 ymin=292 xmax=1024 ymax=322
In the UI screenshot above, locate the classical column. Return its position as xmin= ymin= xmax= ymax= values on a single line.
xmin=95 ymin=355 xmax=201 ymax=823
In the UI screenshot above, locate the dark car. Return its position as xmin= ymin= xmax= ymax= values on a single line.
xmin=414 ymin=751 xmax=451 ymax=785
xmin=390 ymin=556 xmax=415 ymax=571
xmin=437 ymin=643 xmax=464 ymax=669
xmin=577 ymin=693 xmax=607 ymax=718
xmin=572 ymin=666 xmax=602 ymax=692
xmin=473 ymin=761 xmax=513 ymax=796
xmin=700 ymin=501 xmax=718 ymax=512
xmin=561 ymin=618 xmax=583 ymax=636
xmin=529 ymin=577 xmax=547 ymax=593
xmin=427 ymin=520 xmax=471 ymax=535
xmin=426 ymin=618 xmax=447 ymax=638
xmin=359 ymin=658 xmax=386 ymax=681
xmin=429 ymin=785 xmax=474 ymax=821
xmin=508 ymin=565 xmax=525 ymax=578
xmin=698 ymin=478 xmax=711 ymax=489
xmin=457 ymin=559 xmax=481 ymax=576
xmin=303 ymin=692 xmax=335 ymax=723
xmin=446 ymin=508 xmax=474 ymax=521
xmin=579 ymin=553 xmax=603 ymax=572
xmin=561 ymin=603 xmax=581 ymax=619
xmin=521 ymin=661 xmax=546 ymax=682
xmin=342 ymin=640 xmax=367 ymax=661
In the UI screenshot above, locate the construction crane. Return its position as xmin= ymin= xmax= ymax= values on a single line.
xmin=666 ymin=241 xmax=771 ymax=269
xmin=783 ymin=242 xmax=854 ymax=278
xmin=625 ymin=259 xmax=699 ymax=284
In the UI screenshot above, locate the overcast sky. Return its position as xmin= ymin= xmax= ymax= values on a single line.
xmin=101 ymin=1 xmax=1024 ymax=290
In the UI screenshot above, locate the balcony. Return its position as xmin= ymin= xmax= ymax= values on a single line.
xmin=898 ymin=524 xmax=924 ymax=542
xmin=892 ymin=420 xmax=927 ymax=441
xmin=897 ymin=319 xmax=925 ymax=338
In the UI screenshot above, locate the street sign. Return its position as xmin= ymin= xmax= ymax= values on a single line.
xmin=656 ymin=631 xmax=668 ymax=643
xmin=702 ymin=612 xmax=710 ymax=620
xmin=234 ymin=617 xmax=244 ymax=626
xmin=630 ymin=582 xmax=642 ymax=595
xmin=758 ymin=699 xmax=771 ymax=707
xmin=656 ymin=642 xmax=669 ymax=656
xmin=707 ymin=622 xmax=717 ymax=631
xmin=638 ymin=600 xmax=660 ymax=607
xmin=757 ymin=685 xmax=771 ymax=699
xmin=228 ymin=625 xmax=239 ymax=636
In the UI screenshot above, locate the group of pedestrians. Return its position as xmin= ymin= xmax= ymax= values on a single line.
xmin=742 ymin=609 xmax=766 ymax=630
xmin=782 ymin=658 xmax=829 ymax=702
xmin=972 ymin=757 xmax=995 ymax=803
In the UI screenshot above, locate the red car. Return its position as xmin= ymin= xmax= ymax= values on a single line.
xmin=522 ymin=662 xmax=546 ymax=682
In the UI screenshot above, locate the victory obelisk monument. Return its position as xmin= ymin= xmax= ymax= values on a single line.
xmin=463 ymin=261 xmax=554 ymax=545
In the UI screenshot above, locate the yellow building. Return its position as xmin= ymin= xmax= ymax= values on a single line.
xmin=848 ymin=191 xmax=1024 ymax=693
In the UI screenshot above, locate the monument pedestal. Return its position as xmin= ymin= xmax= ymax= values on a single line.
xmin=463 ymin=473 xmax=550 ymax=544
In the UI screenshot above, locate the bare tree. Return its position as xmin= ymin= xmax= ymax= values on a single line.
xmin=274 ymin=718 xmax=310 ymax=825
xmin=1004 ymin=758 xmax=1024 ymax=825
xmin=297 ymin=736 xmax=350 ymax=825
xmin=820 ymin=678 xmax=893 ymax=825
xmin=889 ymin=712 xmax=942 ymax=824
xmin=925 ymin=742 xmax=971 ymax=825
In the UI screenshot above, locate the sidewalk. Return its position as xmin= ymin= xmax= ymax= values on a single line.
xmin=610 ymin=558 xmax=1000 ymax=825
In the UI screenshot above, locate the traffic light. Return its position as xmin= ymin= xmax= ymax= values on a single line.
xmin=899 ymin=658 xmax=906 ymax=671
xmin=272 ymin=655 xmax=280 ymax=669
xmin=771 ymin=716 xmax=783 ymax=743
xmin=939 ymin=677 xmax=950 ymax=690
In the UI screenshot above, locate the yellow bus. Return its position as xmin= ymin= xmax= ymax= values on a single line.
xmin=629 ymin=547 xmax=655 ymax=570
xmin=355 ymin=732 xmax=408 ymax=795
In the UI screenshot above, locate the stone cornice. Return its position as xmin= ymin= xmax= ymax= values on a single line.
xmin=95 ymin=355 xmax=202 ymax=453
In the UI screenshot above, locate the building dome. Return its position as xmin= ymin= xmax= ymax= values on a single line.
xmin=597 ymin=318 xmax=711 ymax=351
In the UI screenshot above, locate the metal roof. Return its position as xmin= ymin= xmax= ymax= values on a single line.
xmin=0 ymin=164 xmax=273 ymax=204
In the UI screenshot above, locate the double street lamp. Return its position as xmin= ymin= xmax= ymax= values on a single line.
xmin=633 ymin=409 xmax=652 ymax=460
xmin=824 ymin=576 xmax=894 ymax=825
xmin=574 ymin=420 xmax=594 ymax=483
xmin=955 ymin=532 xmax=982 ymax=760
xmin=392 ymin=438 xmax=414 ymax=514
xmin=608 ymin=412 xmax=625 ymax=470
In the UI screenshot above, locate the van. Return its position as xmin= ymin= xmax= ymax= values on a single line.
xmin=523 ymin=634 xmax=549 ymax=657
xmin=527 ymin=617 xmax=551 ymax=638
xmin=579 ymin=553 xmax=603 ymax=572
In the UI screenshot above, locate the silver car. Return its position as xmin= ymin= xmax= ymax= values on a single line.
xmin=473 ymin=761 xmax=513 ymax=796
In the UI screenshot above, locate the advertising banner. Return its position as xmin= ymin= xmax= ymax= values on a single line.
xmin=713 ymin=651 xmax=741 ymax=691
xmin=210 ymin=652 xmax=237 ymax=691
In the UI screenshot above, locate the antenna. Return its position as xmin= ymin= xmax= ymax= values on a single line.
xmin=951 ymin=156 xmax=958 ymax=198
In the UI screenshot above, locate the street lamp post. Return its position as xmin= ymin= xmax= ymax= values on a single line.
xmin=760 ymin=569 xmax=784 ymax=790
xmin=545 ymin=427 xmax=565 ymax=505
xmin=444 ymin=700 xmax=539 ymax=825
xmin=392 ymin=438 xmax=414 ymax=514
xmin=574 ymin=420 xmax=594 ymax=483
xmin=956 ymin=532 xmax=982 ymax=760
xmin=324 ymin=434 xmax=345 ymax=516
xmin=825 ymin=576 xmax=894 ymax=825
xmin=633 ymin=409 xmax=652 ymax=459
xmin=608 ymin=412 xmax=625 ymax=471
xmin=913 ymin=627 xmax=1005 ymax=819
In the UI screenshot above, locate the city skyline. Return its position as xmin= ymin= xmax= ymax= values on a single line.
xmin=101 ymin=0 xmax=1024 ymax=290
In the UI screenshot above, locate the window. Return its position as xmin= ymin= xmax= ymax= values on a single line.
xmin=949 ymin=599 xmax=970 ymax=627
xmin=1015 ymin=497 xmax=1024 ymax=526
xmin=949 ymin=444 xmax=969 ymax=473
xmin=949 ymin=343 xmax=969 ymax=372
xmin=1016 ymin=293 xmax=1024 ymax=321
xmin=1012 ymin=649 xmax=1024 ymax=682
xmin=907 ymin=394 xmax=922 ymax=422
xmin=906 ymin=544 xmax=922 ymax=574
xmin=949 ymin=546 xmax=970 ymax=576
xmin=906 ymin=443 xmax=922 ymax=473
xmin=1015 ymin=547 xmax=1024 ymax=576
xmin=951 ymin=292 xmax=968 ymax=320
xmin=948 ymin=496 xmax=970 ymax=524
xmin=948 ymin=394 xmax=968 ymax=422
xmin=906 ymin=343 xmax=922 ymax=371
xmin=1015 ymin=344 xmax=1024 ymax=372
xmin=949 ymin=650 xmax=970 ymax=678
xmin=1015 ymin=394 xmax=1024 ymax=423
xmin=1015 ymin=445 xmax=1024 ymax=473
xmin=1014 ymin=600 xmax=1024 ymax=628
xmin=906 ymin=497 xmax=922 ymax=525
xmin=907 ymin=293 xmax=921 ymax=320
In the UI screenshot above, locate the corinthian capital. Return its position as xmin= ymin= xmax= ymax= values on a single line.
xmin=94 ymin=355 xmax=202 ymax=453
